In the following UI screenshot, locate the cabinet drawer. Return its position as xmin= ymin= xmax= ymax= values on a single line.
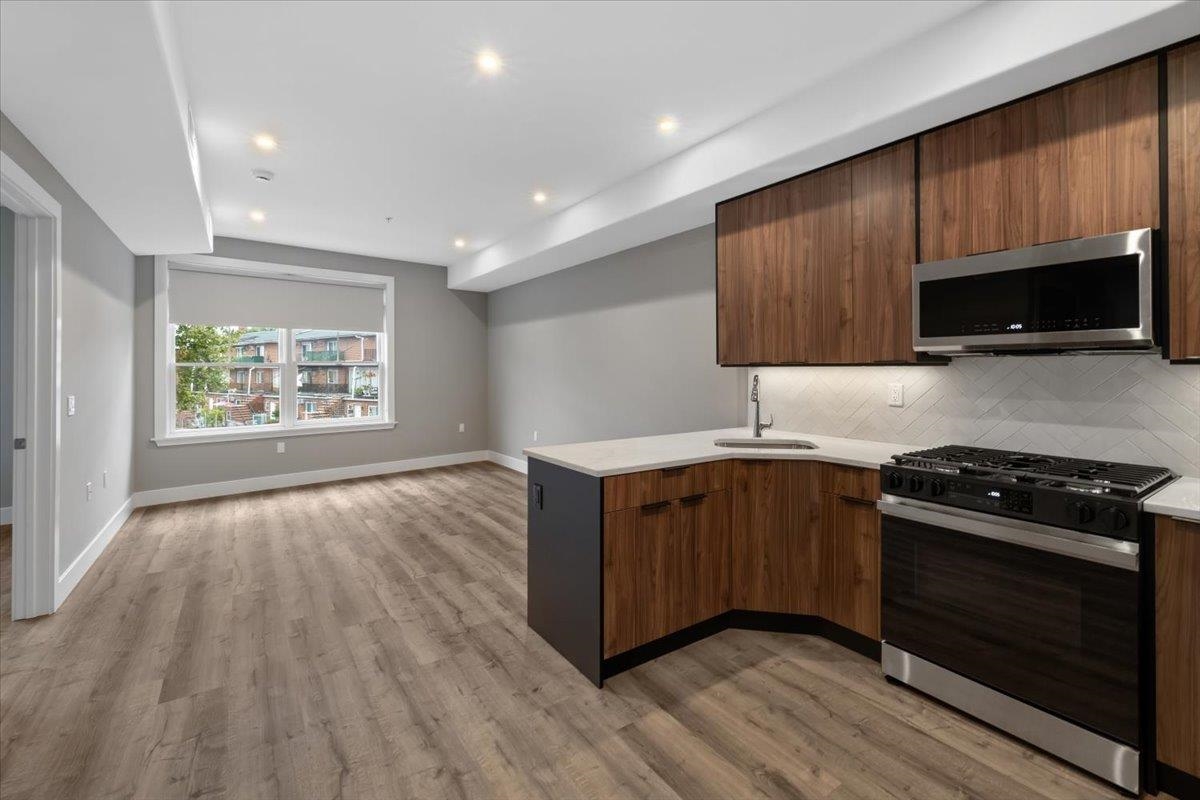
xmin=819 ymin=463 xmax=880 ymax=502
xmin=603 ymin=460 xmax=730 ymax=512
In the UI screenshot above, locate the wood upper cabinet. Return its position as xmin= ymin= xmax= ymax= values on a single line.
xmin=602 ymin=489 xmax=731 ymax=657
xmin=1156 ymin=514 xmax=1200 ymax=777
xmin=1168 ymin=41 xmax=1200 ymax=361
xmin=717 ymin=141 xmax=916 ymax=365
xmin=920 ymin=56 xmax=1159 ymax=263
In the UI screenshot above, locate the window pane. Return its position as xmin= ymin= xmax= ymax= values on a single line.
xmin=175 ymin=366 xmax=281 ymax=430
xmin=174 ymin=325 xmax=280 ymax=364
xmin=294 ymin=329 xmax=381 ymax=423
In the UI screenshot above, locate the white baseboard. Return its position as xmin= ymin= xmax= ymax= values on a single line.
xmin=488 ymin=451 xmax=528 ymax=474
xmin=132 ymin=450 xmax=491 ymax=508
xmin=55 ymin=496 xmax=134 ymax=608
xmin=0 ymin=506 xmax=11 ymax=525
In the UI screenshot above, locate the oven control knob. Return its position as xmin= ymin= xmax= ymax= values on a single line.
xmin=1100 ymin=507 xmax=1129 ymax=532
xmin=908 ymin=475 xmax=925 ymax=493
xmin=886 ymin=470 xmax=905 ymax=490
xmin=929 ymin=479 xmax=946 ymax=497
xmin=1073 ymin=501 xmax=1097 ymax=525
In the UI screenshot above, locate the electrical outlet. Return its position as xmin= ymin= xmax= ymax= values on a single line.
xmin=887 ymin=383 xmax=905 ymax=407
xmin=276 ymin=442 xmax=286 ymax=454
xmin=85 ymin=481 xmax=93 ymax=501
xmin=533 ymin=430 xmax=539 ymax=442
xmin=67 ymin=395 xmax=76 ymax=416
xmin=102 ymin=470 xmax=108 ymax=488
xmin=458 ymin=422 xmax=465 ymax=433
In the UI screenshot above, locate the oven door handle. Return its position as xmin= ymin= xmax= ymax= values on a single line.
xmin=877 ymin=496 xmax=1139 ymax=571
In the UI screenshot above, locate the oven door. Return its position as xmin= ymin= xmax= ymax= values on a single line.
xmin=880 ymin=496 xmax=1141 ymax=747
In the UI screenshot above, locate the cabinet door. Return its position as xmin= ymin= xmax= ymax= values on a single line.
xmin=819 ymin=492 xmax=881 ymax=639
xmin=716 ymin=181 xmax=803 ymax=364
xmin=920 ymin=56 xmax=1159 ymax=262
xmin=731 ymin=460 xmax=793 ymax=611
xmin=801 ymin=162 xmax=854 ymax=363
xmin=1156 ymin=515 xmax=1200 ymax=776
xmin=787 ymin=462 xmax=821 ymax=615
xmin=851 ymin=141 xmax=917 ymax=363
xmin=1168 ymin=41 xmax=1200 ymax=361
xmin=680 ymin=489 xmax=731 ymax=626
xmin=603 ymin=501 xmax=675 ymax=657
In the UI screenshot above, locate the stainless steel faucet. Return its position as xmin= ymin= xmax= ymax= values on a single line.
xmin=750 ymin=374 xmax=773 ymax=438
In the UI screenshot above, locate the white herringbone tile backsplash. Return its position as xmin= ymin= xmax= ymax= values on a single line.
xmin=754 ymin=355 xmax=1200 ymax=476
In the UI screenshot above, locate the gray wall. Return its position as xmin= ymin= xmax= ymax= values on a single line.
xmin=1 ymin=206 xmax=13 ymax=512
xmin=0 ymin=112 xmax=136 ymax=572
xmin=488 ymin=224 xmax=743 ymax=462
xmin=133 ymin=237 xmax=488 ymax=491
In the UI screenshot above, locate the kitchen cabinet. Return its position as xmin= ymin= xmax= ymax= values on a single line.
xmin=731 ymin=460 xmax=820 ymax=613
xmin=716 ymin=141 xmax=917 ymax=366
xmin=1156 ymin=514 xmax=1200 ymax=779
xmin=1168 ymin=41 xmax=1200 ymax=361
xmin=920 ymin=56 xmax=1159 ymax=263
xmin=534 ymin=455 xmax=885 ymax=685
xmin=818 ymin=492 xmax=881 ymax=640
xmin=602 ymin=489 xmax=731 ymax=657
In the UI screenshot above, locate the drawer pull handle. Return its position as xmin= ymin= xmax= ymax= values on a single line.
xmin=661 ymin=466 xmax=688 ymax=475
xmin=640 ymin=500 xmax=671 ymax=512
xmin=680 ymin=493 xmax=706 ymax=504
xmin=841 ymin=495 xmax=877 ymax=506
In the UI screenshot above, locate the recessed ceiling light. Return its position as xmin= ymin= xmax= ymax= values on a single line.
xmin=249 ymin=209 xmax=266 ymax=223
xmin=657 ymin=116 xmax=679 ymax=134
xmin=453 ymin=237 xmax=467 ymax=249
xmin=252 ymin=133 xmax=278 ymax=152
xmin=532 ymin=190 xmax=548 ymax=205
xmin=476 ymin=50 xmax=503 ymax=76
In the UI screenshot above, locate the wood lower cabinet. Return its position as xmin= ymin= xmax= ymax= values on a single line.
xmin=717 ymin=141 xmax=916 ymax=366
xmin=603 ymin=490 xmax=731 ymax=657
xmin=1168 ymin=41 xmax=1200 ymax=361
xmin=731 ymin=460 xmax=820 ymax=613
xmin=1156 ymin=514 xmax=1200 ymax=778
xmin=818 ymin=493 xmax=881 ymax=640
xmin=682 ymin=490 xmax=732 ymax=625
xmin=920 ymin=56 xmax=1159 ymax=263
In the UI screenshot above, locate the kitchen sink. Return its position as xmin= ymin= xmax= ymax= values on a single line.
xmin=713 ymin=438 xmax=817 ymax=450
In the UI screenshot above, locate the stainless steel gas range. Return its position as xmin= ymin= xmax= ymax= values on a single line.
xmin=877 ymin=445 xmax=1176 ymax=795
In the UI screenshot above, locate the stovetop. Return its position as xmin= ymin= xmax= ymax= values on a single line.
xmin=891 ymin=445 xmax=1175 ymax=500
xmin=881 ymin=446 xmax=1177 ymax=540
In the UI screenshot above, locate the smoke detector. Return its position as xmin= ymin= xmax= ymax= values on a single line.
xmin=251 ymin=168 xmax=275 ymax=183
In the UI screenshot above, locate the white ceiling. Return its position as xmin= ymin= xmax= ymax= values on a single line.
xmin=0 ymin=0 xmax=211 ymax=254
xmin=2 ymin=1 xmax=1196 ymax=286
xmin=171 ymin=0 xmax=980 ymax=267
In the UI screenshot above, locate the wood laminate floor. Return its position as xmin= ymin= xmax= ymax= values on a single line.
xmin=0 ymin=464 xmax=1140 ymax=799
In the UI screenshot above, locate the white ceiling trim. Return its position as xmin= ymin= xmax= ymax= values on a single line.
xmin=449 ymin=0 xmax=1199 ymax=292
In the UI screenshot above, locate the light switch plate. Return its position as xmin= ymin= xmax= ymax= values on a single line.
xmin=458 ymin=422 xmax=465 ymax=433
xmin=67 ymin=395 xmax=76 ymax=416
xmin=276 ymin=442 xmax=286 ymax=454
xmin=888 ymin=383 xmax=904 ymax=407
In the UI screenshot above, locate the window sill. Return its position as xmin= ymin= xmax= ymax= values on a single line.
xmin=152 ymin=420 xmax=396 ymax=447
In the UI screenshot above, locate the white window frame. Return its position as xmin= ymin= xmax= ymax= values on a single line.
xmin=153 ymin=254 xmax=396 ymax=446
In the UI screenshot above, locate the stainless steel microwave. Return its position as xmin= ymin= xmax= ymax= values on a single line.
xmin=912 ymin=228 xmax=1155 ymax=355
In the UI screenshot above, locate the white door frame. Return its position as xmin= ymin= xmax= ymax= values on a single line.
xmin=1 ymin=151 xmax=61 ymax=620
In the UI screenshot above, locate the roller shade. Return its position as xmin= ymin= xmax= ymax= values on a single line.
xmin=168 ymin=265 xmax=386 ymax=331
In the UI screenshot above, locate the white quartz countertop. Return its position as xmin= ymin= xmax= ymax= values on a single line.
xmin=523 ymin=428 xmax=914 ymax=477
xmin=524 ymin=427 xmax=1200 ymax=524
xmin=1145 ymin=476 xmax=1200 ymax=523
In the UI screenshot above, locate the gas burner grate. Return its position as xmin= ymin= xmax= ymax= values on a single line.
xmin=893 ymin=445 xmax=1175 ymax=498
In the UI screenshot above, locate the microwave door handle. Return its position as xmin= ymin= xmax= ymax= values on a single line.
xmin=877 ymin=497 xmax=1139 ymax=571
